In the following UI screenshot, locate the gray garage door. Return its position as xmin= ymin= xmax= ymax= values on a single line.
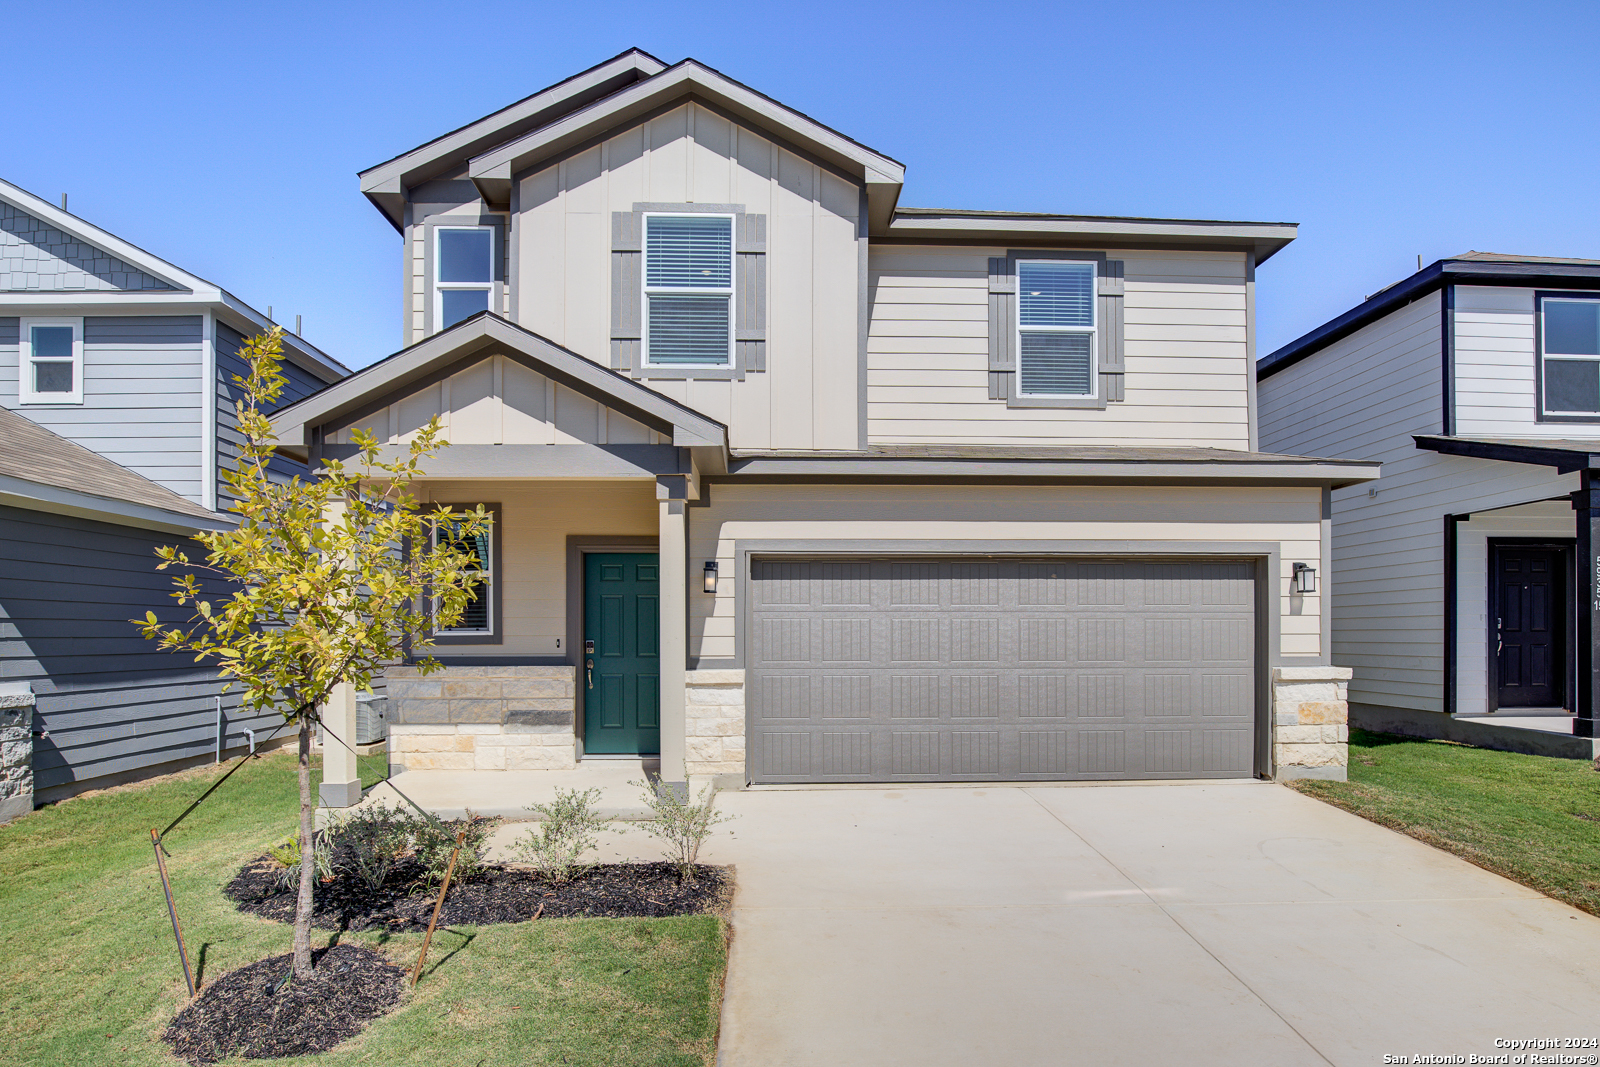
xmin=747 ymin=557 xmax=1258 ymax=783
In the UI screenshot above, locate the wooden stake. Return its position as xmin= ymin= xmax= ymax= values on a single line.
xmin=151 ymin=829 xmax=196 ymax=997
xmin=410 ymin=827 xmax=466 ymax=987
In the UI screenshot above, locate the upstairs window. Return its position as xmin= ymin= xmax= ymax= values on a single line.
xmin=643 ymin=213 xmax=733 ymax=366
xmin=1016 ymin=260 xmax=1096 ymax=396
xmin=436 ymin=227 xmax=495 ymax=330
xmin=19 ymin=318 xmax=82 ymax=404
xmin=1540 ymin=295 xmax=1600 ymax=417
xmin=433 ymin=513 xmax=493 ymax=635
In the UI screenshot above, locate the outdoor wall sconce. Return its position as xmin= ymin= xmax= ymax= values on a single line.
xmin=1292 ymin=562 xmax=1317 ymax=594
xmin=703 ymin=561 xmax=719 ymax=594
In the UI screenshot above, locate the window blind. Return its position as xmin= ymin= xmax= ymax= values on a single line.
xmin=646 ymin=216 xmax=732 ymax=288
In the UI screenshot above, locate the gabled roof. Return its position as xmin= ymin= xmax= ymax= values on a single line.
xmin=0 ymin=177 xmax=350 ymax=382
xmin=0 ymin=407 xmax=229 ymax=533
xmin=359 ymin=49 xmax=669 ymax=230
xmin=1259 ymin=252 xmax=1600 ymax=381
xmin=267 ymin=312 xmax=728 ymax=458
xmin=467 ymin=58 xmax=905 ymax=233
xmin=885 ymin=208 xmax=1297 ymax=261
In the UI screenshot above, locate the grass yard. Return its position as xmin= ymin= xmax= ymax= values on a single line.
xmin=0 ymin=749 xmax=727 ymax=1067
xmin=1293 ymin=729 xmax=1600 ymax=916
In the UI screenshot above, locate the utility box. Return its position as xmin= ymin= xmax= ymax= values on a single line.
xmin=354 ymin=691 xmax=388 ymax=746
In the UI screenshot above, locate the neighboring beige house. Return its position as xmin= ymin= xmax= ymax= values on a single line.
xmin=270 ymin=49 xmax=1376 ymax=795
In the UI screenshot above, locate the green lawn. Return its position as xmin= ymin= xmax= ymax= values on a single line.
xmin=0 ymin=750 xmax=727 ymax=1067
xmin=1293 ymin=729 xmax=1600 ymax=916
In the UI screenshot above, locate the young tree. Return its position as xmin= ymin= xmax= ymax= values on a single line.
xmin=137 ymin=328 xmax=491 ymax=979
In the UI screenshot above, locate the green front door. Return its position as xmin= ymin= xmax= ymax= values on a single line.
xmin=582 ymin=553 xmax=660 ymax=755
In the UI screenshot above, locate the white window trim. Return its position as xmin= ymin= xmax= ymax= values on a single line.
xmin=1015 ymin=259 xmax=1097 ymax=399
xmin=432 ymin=520 xmax=494 ymax=635
xmin=433 ymin=225 xmax=496 ymax=330
xmin=19 ymin=317 xmax=84 ymax=405
xmin=641 ymin=211 xmax=735 ymax=368
xmin=1539 ymin=295 xmax=1600 ymax=416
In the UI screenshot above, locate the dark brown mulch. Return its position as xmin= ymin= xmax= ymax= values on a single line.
xmin=163 ymin=943 xmax=403 ymax=1065
xmin=226 ymin=858 xmax=730 ymax=930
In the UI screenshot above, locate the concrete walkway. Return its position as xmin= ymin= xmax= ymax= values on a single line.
xmin=360 ymin=759 xmax=659 ymax=821
xmin=695 ymin=781 xmax=1600 ymax=1067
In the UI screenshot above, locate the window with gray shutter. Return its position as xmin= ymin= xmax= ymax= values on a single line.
xmin=611 ymin=203 xmax=765 ymax=379
xmin=987 ymin=251 xmax=1124 ymax=408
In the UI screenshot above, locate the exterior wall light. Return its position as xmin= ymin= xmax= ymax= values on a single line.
xmin=1292 ymin=562 xmax=1317 ymax=594
xmin=703 ymin=560 xmax=719 ymax=594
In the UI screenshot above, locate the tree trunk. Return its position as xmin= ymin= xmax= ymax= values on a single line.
xmin=292 ymin=718 xmax=316 ymax=978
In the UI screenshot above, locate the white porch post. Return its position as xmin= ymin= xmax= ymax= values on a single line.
xmin=317 ymin=681 xmax=361 ymax=807
xmin=658 ymin=498 xmax=689 ymax=787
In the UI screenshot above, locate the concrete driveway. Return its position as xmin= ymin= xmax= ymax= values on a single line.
xmin=693 ymin=780 xmax=1600 ymax=1067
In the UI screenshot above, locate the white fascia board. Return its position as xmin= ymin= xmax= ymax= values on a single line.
xmin=884 ymin=214 xmax=1297 ymax=257
xmin=0 ymin=474 xmax=234 ymax=536
xmin=0 ymin=293 xmax=222 ymax=312
xmin=469 ymin=62 xmax=905 ymax=193
xmin=0 ymin=178 xmax=206 ymax=293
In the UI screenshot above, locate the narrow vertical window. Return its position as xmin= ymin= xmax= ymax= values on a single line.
xmin=1016 ymin=261 xmax=1096 ymax=397
xmin=435 ymin=227 xmax=495 ymax=330
xmin=19 ymin=318 xmax=82 ymax=404
xmin=643 ymin=214 xmax=733 ymax=365
xmin=434 ymin=515 xmax=493 ymax=634
xmin=1541 ymin=296 xmax=1600 ymax=416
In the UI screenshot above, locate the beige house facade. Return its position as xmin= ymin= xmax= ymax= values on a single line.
xmin=271 ymin=50 xmax=1376 ymax=794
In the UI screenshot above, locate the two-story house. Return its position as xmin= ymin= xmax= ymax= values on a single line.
xmin=269 ymin=50 xmax=1376 ymax=794
xmin=0 ymin=177 xmax=348 ymax=811
xmin=1258 ymin=253 xmax=1600 ymax=759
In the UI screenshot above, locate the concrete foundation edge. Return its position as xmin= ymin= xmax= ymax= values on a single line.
xmin=1350 ymin=703 xmax=1600 ymax=761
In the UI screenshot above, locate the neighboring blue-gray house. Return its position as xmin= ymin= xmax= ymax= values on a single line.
xmin=0 ymin=178 xmax=349 ymax=809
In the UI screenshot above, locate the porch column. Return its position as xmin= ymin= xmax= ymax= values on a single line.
xmin=1574 ymin=470 xmax=1600 ymax=739
xmin=317 ymin=682 xmax=361 ymax=807
xmin=658 ymin=499 xmax=689 ymax=787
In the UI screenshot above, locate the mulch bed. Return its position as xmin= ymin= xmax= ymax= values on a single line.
xmin=226 ymin=858 xmax=730 ymax=930
xmin=163 ymin=943 xmax=403 ymax=1065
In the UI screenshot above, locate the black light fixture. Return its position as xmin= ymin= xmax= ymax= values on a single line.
xmin=1292 ymin=562 xmax=1317 ymax=594
xmin=702 ymin=560 xmax=719 ymax=594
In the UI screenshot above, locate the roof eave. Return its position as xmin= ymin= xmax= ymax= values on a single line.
xmin=0 ymin=473 xmax=232 ymax=535
xmin=722 ymin=456 xmax=1378 ymax=488
xmin=880 ymin=214 xmax=1296 ymax=260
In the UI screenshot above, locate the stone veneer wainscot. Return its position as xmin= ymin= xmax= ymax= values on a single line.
xmin=1272 ymin=666 xmax=1352 ymax=781
xmin=385 ymin=665 xmax=577 ymax=771
xmin=685 ymin=669 xmax=745 ymax=784
xmin=0 ymin=683 xmax=36 ymax=823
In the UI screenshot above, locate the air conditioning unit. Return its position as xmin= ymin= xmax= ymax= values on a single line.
xmin=355 ymin=691 xmax=388 ymax=746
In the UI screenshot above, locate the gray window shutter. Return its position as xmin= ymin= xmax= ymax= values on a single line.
xmin=1098 ymin=260 xmax=1125 ymax=402
xmin=987 ymin=257 xmax=1015 ymax=400
xmin=736 ymin=213 xmax=767 ymax=372
xmin=610 ymin=211 xmax=642 ymax=371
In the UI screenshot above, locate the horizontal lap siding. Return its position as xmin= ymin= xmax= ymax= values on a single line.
xmin=1 ymin=315 xmax=204 ymax=502
xmin=1452 ymin=285 xmax=1580 ymax=439
xmin=216 ymin=322 xmax=328 ymax=501
xmin=1258 ymin=291 xmax=1577 ymax=714
xmin=0 ymin=505 xmax=281 ymax=795
xmin=866 ymin=246 xmax=1249 ymax=447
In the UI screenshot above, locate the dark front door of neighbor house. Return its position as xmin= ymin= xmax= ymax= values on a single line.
xmin=583 ymin=553 xmax=660 ymax=754
xmin=1493 ymin=543 xmax=1568 ymax=709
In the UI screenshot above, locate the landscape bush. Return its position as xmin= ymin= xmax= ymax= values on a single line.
xmin=632 ymin=781 xmax=735 ymax=883
xmin=511 ymin=787 xmax=611 ymax=882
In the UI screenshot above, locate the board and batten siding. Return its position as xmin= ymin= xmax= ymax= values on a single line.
xmin=513 ymin=101 xmax=861 ymax=452
xmin=1258 ymin=291 xmax=1577 ymax=714
xmin=686 ymin=481 xmax=1325 ymax=664
xmin=866 ymin=246 xmax=1251 ymax=447
xmin=0 ymin=504 xmax=279 ymax=799
xmin=1 ymin=315 xmax=205 ymax=502
xmin=325 ymin=353 xmax=666 ymax=447
xmin=215 ymin=321 xmax=330 ymax=501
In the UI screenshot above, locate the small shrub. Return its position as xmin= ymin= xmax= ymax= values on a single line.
xmin=327 ymin=803 xmax=415 ymax=891
xmin=411 ymin=811 xmax=497 ymax=889
xmin=267 ymin=830 xmax=333 ymax=890
xmin=511 ymin=787 xmax=610 ymax=882
xmin=631 ymin=780 xmax=735 ymax=883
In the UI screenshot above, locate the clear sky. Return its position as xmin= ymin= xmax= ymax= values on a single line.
xmin=6 ymin=0 xmax=1598 ymax=368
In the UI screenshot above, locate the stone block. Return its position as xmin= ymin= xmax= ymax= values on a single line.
xmin=504 ymin=698 xmax=572 ymax=713
xmin=434 ymin=665 xmax=493 ymax=678
xmin=388 ymin=723 xmax=456 ymax=736
xmin=722 ymin=734 xmax=746 ymax=758
xmin=479 ymin=733 xmax=534 ymax=747
xmin=1275 ymin=742 xmax=1346 ymax=768
xmin=396 ymin=733 xmax=468 ymax=753
xmin=449 ymin=699 xmax=506 ymax=722
xmin=404 ymin=751 xmax=475 ymax=771
xmin=398 ymin=699 xmax=451 ymax=724
xmin=508 ymin=748 xmax=577 ymax=771
xmin=506 ymin=709 xmax=574 ymax=728
xmin=685 ymin=737 xmax=724 ymax=763
xmin=1273 ymin=666 xmax=1354 ymax=682
xmin=1274 ymin=708 xmax=1300 ymax=727
xmin=474 ymin=747 xmax=507 ymax=771
xmin=685 ymin=669 xmax=746 ymax=685
xmin=443 ymin=680 xmax=501 ymax=698
xmin=384 ymin=681 xmax=442 ymax=699
xmin=457 ymin=723 xmax=502 ymax=735
xmin=685 ymin=686 xmax=744 ymax=706
xmin=1276 ymin=681 xmax=1340 ymax=704
xmin=1274 ymin=725 xmax=1323 ymax=745
xmin=690 ymin=713 xmax=744 ymax=737
xmin=1297 ymin=701 xmax=1347 ymax=726
xmin=500 ymin=679 xmax=569 ymax=699
xmin=1322 ymin=725 xmax=1349 ymax=743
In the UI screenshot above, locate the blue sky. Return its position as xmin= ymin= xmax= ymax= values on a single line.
xmin=5 ymin=1 xmax=1598 ymax=368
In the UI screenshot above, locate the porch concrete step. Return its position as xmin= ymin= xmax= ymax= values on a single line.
xmin=356 ymin=763 xmax=661 ymax=823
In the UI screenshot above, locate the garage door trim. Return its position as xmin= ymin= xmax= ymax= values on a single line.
xmin=725 ymin=539 xmax=1281 ymax=782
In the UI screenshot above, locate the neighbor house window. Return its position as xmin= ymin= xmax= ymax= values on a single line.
xmin=643 ymin=213 xmax=733 ymax=366
xmin=1541 ymin=295 xmax=1600 ymax=416
xmin=434 ymin=515 xmax=493 ymax=634
xmin=19 ymin=318 xmax=82 ymax=404
xmin=1016 ymin=260 xmax=1096 ymax=397
xmin=435 ymin=227 xmax=495 ymax=330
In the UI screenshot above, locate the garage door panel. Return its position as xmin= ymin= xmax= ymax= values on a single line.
xmin=749 ymin=557 xmax=1258 ymax=783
